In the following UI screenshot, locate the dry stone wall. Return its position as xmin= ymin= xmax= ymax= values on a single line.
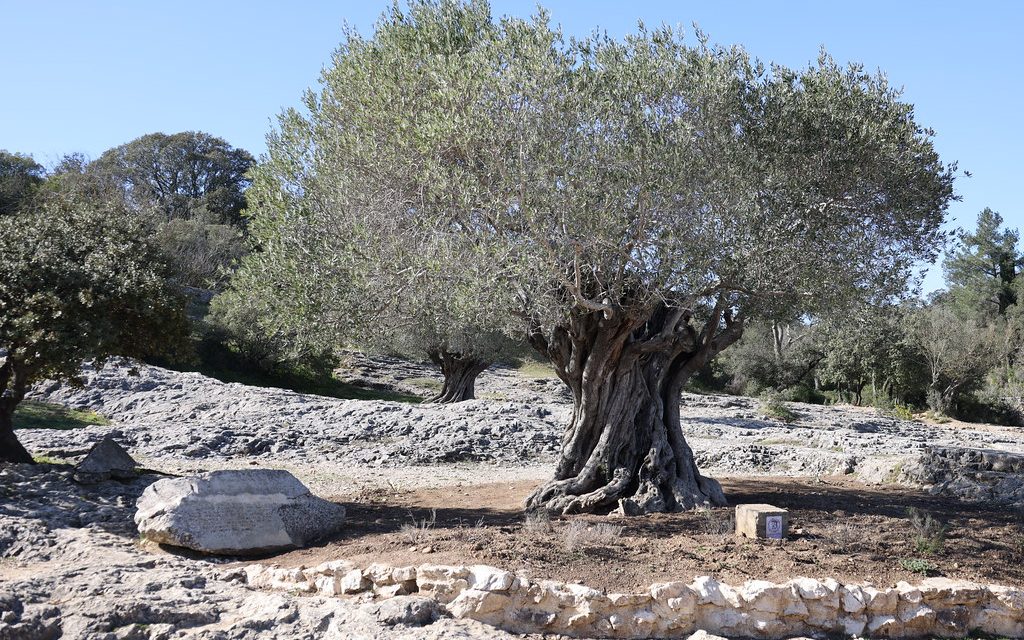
xmin=245 ymin=561 xmax=1024 ymax=639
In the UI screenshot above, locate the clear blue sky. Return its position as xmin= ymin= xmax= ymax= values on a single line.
xmin=4 ymin=1 xmax=1021 ymax=291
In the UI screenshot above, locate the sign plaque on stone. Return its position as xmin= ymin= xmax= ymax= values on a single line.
xmin=735 ymin=504 xmax=789 ymax=540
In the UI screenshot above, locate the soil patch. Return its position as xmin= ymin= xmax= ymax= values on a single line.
xmin=268 ymin=476 xmax=1024 ymax=592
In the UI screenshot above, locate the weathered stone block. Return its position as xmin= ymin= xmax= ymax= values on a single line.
xmin=735 ymin=503 xmax=789 ymax=540
xmin=134 ymin=469 xmax=345 ymax=555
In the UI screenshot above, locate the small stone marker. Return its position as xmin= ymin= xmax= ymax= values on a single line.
xmin=735 ymin=503 xmax=788 ymax=540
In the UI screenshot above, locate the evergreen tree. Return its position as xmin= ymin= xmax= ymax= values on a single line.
xmin=944 ymin=208 xmax=1021 ymax=317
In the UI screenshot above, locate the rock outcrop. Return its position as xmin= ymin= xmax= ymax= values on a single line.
xmin=23 ymin=359 xmax=1024 ymax=484
xmin=135 ymin=469 xmax=346 ymax=554
xmin=914 ymin=445 xmax=1024 ymax=508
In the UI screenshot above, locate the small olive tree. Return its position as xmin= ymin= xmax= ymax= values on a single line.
xmin=0 ymin=198 xmax=188 ymax=463
xmin=230 ymin=7 xmax=523 ymax=402
xmin=255 ymin=0 xmax=954 ymax=512
xmin=907 ymin=304 xmax=1001 ymax=415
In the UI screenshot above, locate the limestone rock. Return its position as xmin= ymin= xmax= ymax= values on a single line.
xmin=468 ymin=565 xmax=515 ymax=592
xmin=735 ymin=503 xmax=788 ymax=539
xmin=73 ymin=437 xmax=137 ymax=483
xmin=340 ymin=569 xmax=371 ymax=594
xmin=362 ymin=596 xmax=441 ymax=626
xmin=685 ymin=629 xmax=731 ymax=640
xmin=134 ymin=469 xmax=345 ymax=554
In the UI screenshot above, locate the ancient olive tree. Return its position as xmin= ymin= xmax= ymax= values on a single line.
xmin=512 ymin=41 xmax=952 ymax=515
xmin=258 ymin=0 xmax=955 ymax=512
xmin=0 ymin=199 xmax=188 ymax=463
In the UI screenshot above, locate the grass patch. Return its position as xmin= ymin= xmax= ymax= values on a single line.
xmin=907 ymin=507 xmax=947 ymax=555
xmin=523 ymin=510 xmax=553 ymax=533
xmin=516 ymin=358 xmax=559 ymax=379
xmin=403 ymin=377 xmax=443 ymax=392
xmin=14 ymin=400 xmax=110 ymax=430
xmin=32 ymin=455 xmax=67 ymax=465
xmin=756 ymin=437 xmax=804 ymax=447
xmin=400 ymin=509 xmax=437 ymax=545
xmin=924 ymin=410 xmax=952 ymax=424
xmin=192 ymin=363 xmax=423 ymax=404
xmin=695 ymin=507 xmax=735 ymax=536
xmin=562 ymin=520 xmax=624 ymax=552
xmin=883 ymin=460 xmax=906 ymax=485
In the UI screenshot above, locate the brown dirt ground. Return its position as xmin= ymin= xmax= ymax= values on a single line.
xmin=265 ymin=476 xmax=1024 ymax=592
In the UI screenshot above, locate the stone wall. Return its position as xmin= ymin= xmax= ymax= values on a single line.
xmin=244 ymin=562 xmax=1024 ymax=639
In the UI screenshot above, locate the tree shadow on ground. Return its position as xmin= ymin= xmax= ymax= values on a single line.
xmin=307 ymin=501 xmax=525 ymax=548
xmin=683 ymin=417 xmax=783 ymax=431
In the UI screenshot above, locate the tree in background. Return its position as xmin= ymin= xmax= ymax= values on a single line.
xmin=0 ymin=193 xmax=188 ymax=463
xmin=816 ymin=305 xmax=922 ymax=406
xmin=91 ymin=131 xmax=254 ymax=224
xmin=88 ymin=132 xmax=255 ymax=289
xmin=944 ymin=208 xmax=1022 ymax=318
xmin=906 ymin=304 xmax=1001 ymax=416
xmin=719 ymin=320 xmax=823 ymax=399
xmin=240 ymin=1 xmax=954 ymax=513
xmin=0 ymin=151 xmax=45 ymax=215
xmin=216 ymin=2 xmax=524 ymax=401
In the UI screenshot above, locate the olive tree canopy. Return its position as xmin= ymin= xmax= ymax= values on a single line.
xmin=250 ymin=0 xmax=955 ymax=513
xmin=231 ymin=4 xmax=523 ymax=400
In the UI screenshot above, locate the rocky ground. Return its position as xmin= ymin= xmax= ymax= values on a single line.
xmin=4 ymin=357 xmax=1024 ymax=639
xmin=21 ymin=358 xmax=1024 ymax=488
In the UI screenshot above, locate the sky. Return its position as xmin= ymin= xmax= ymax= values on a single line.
xmin=3 ymin=1 xmax=1021 ymax=291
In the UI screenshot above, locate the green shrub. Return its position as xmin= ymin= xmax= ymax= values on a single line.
xmin=899 ymin=557 xmax=937 ymax=575
xmin=886 ymin=403 xmax=916 ymax=421
xmin=759 ymin=394 xmax=798 ymax=423
xmin=779 ymin=385 xmax=827 ymax=405
xmin=907 ymin=507 xmax=946 ymax=555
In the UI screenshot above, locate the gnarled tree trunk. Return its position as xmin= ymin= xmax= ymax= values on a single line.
xmin=0 ymin=357 xmax=33 ymax=464
xmin=426 ymin=348 xmax=490 ymax=403
xmin=526 ymin=302 xmax=743 ymax=515
xmin=0 ymin=400 xmax=32 ymax=464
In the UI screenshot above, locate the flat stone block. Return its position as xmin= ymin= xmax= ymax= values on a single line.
xmin=735 ymin=504 xmax=788 ymax=540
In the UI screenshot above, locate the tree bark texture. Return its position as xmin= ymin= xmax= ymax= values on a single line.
xmin=526 ymin=301 xmax=744 ymax=515
xmin=426 ymin=349 xmax=490 ymax=404
xmin=0 ymin=401 xmax=32 ymax=464
xmin=0 ymin=357 xmax=33 ymax=464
